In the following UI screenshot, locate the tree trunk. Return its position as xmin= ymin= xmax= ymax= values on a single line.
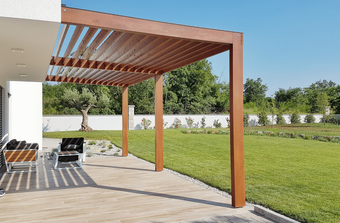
xmin=79 ymin=109 xmax=93 ymax=132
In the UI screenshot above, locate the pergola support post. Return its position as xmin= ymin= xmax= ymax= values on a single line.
xmin=122 ymin=85 xmax=128 ymax=157
xmin=155 ymin=74 xmax=163 ymax=171
xmin=229 ymin=34 xmax=245 ymax=208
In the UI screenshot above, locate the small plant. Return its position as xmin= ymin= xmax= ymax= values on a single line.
xmin=304 ymin=135 xmax=311 ymax=140
xmin=289 ymin=111 xmax=301 ymax=124
xmin=317 ymin=137 xmax=328 ymax=142
xmin=114 ymin=153 xmax=119 ymax=155
xmin=108 ymin=144 xmax=113 ymax=149
xmin=163 ymin=119 xmax=168 ymax=128
xmin=207 ymin=130 xmax=213 ymax=134
xmin=50 ymin=148 xmax=58 ymax=157
xmin=276 ymin=111 xmax=285 ymax=125
xmin=185 ymin=117 xmax=194 ymax=128
xmin=141 ymin=118 xmax=152 ymax=129
xmin=304 ymin=113 xmax=315 ymax=123
xmin=181 ymin=129 xmax=188 ymax=134
xmin=102 ymin=145 xmax=106 ymax=148
xmin=257 ymin=110 xmax=269 ymax=126
xmin=226 ymin=117 xmax=230 ymax=128
xmin=213 ymin=119 xmax=222 ymax=128
xmin=86 ymin=147 xmax=91 ymax=150
xmin=87 ymin=152 xmax=93 ymax=157
xmin=88 ymin=141 xmax=96 ymax=145
xmin=172 ymin=118 xmax=182 ymax=128
xmin=200 ymin=116 xmax=206 ymax=128
xmin=243 ymin=113 xmax=249 ymax=127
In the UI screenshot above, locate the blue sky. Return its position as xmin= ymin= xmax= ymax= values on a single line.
xmin=61 ymin=0 xmax=340 ymax=96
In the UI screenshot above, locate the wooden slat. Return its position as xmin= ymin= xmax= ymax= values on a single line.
xmin=114 ymin=35 xmax=158 ymax=65
xmin=130 ymin=39 xmax=190 ymax=72
xmin=149 ymin=43 xmax=215 ymax=73
xmin=70 ymin=30 xmax=111 ymax=78
xmin=148 ymin=42 xmax=212 ymax=72
xmin=96 ymin=33 xmax=135 ymax=63
xmin=50 ymin=57 xmax=160 ymax=75
xmin=89 ymin=31 xmax=124 ymax=61
xmin=55 ymin=25 xmax=84 ymax=77
xmin=162 ymin=44 xmax=231 ymax=73
xmin=48 ymin=24 xmax=69 ymax=77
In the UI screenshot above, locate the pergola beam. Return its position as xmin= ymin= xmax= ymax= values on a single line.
xmin=229 ymin=33 xmax=245 ymax=208
xmin=122 ymin=86 xmax=129 ymax=157
xmin=155 ymin=74 xmax=163 ymax=171
xmin=61 ymin=7 xmax=238 ymax=44
xmin=49 ymin=57 xmax=161 ymax=75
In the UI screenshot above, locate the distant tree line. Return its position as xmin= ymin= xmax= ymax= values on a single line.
xmin=43 ymin=59 xmax=230 ymax=115
xmin=43 ymin=59 xmax=340 ymax=116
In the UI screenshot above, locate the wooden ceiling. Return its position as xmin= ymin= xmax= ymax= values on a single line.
xmin=46 ymin=7 xmax=241 ymax=87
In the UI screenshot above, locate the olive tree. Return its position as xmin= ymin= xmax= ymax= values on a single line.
xmin=63 ymin=87 xmax=110 ymax=131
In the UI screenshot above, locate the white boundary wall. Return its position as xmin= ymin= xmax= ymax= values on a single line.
xmin=43 ymin=114 xmax=326 ymax=132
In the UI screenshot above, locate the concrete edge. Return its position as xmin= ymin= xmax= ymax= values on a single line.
xmin=254 ymin=205 xmax=300 ymax=223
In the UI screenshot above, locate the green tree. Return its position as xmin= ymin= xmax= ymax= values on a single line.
xmin=164 ymin=59 xmax=218 ymax=114
xmin=62 ymin=87 xmax=110 ymax=131
xmin=243 ymin=78 xmax=268 ymax=104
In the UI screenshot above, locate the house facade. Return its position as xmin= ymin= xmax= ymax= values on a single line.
xmin=0 ymin=0 xmax=61 ymax=168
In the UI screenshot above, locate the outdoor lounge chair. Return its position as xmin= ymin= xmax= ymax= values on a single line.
xmin=58 ymin=138 xmax=86 ymax=162
xmin=3 ymin=139 xmax=39 ymax=173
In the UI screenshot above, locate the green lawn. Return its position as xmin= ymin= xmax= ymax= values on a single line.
xmin=246 ymin=123 xmax=340 ymax=137
xmin=43 ymin=128 xmax=340 ymax=223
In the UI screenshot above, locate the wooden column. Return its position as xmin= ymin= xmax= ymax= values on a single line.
xmin=155 ymin=74 xmax=163 ymax=171
xmin=122 ymin=85 xmax=128 ymax=157
xmin=229 ymin=33 xmax=245 ymax=208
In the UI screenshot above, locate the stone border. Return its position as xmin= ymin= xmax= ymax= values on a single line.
xmin=254 ymin=205 xmax=300 ymax=223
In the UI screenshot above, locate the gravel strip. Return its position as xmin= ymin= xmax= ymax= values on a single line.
xmin=127 ymin=153 xmax=254 ymax=208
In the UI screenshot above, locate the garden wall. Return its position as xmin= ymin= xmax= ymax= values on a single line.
xmin=43 ymin=114 xmax=325 ymax=132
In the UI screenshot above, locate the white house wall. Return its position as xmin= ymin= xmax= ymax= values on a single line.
xmin=9 ymin=81 xmax=42 ymax=148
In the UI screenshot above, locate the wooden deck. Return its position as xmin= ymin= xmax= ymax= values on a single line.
xmin=0 ymin=152 xmax=273 ymax=222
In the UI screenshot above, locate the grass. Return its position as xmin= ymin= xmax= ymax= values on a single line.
xmin=43 ymin=126 xmax=340 ymax=223
xmin=246 ymin=123 xmax=340 ymax=136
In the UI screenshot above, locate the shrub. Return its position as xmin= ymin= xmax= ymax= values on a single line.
xmin=181 ymin=129 xmax=188 ymax=134
xmin=226 ymin=117 xmax=230 ymax=128
xmin=172 ymin=118 xmax=182 ymax=129
xmin=141 ymin=118 xmax=152 ymax=129
xmin=87 ymin=152 xmax=93 ymax=157
xmin=243 ymin=113 xmax=250 ymax=127
xmin=321 ymin=115 xmax=340 ymax=124
xmin=317 ymin=137 xmax=328 ymax=142
xmin=213 ymin=119 xmax=222 ymax=128
xmin=185 ymin=117 xmax=194 ymax=128
xmin=304 ymin=135 xmax=311 ymax=140
xmin=276 ymin=111 xmax=285 ymax=125
xmin=330 ymin=138 xmax=338 ymax=143
xmin=207 ymin=130 xmax=213 ymax=134
xmin=101 ymin=149 xmax=106 ymax=153
xmin=289 ymin=111 xmax=301 ymax=124
xmin=163 ymin=119 xmax=168 ymax=128
xmin=200 ymin=116 xmax=206 ymax=128
xmin=257 ymin=110 xmax=269 ymax=126
xmin=88 ymin=141 xmax=96 ymax=145
xmin=304 ymin=113 xmax=315 ymax=123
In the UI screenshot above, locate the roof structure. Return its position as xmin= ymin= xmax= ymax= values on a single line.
xmin=46 ymin=6 xmax=242 ymax=86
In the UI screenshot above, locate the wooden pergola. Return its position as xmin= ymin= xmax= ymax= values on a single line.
xmin=46 ymin=6 xmax=245 ymax=208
